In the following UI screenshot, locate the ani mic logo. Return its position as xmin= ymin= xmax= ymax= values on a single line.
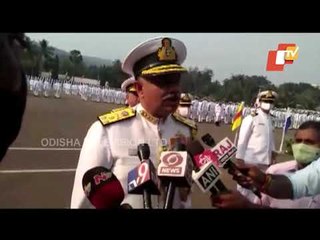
xmin=266 ymin=43 xmax=299 ymax=71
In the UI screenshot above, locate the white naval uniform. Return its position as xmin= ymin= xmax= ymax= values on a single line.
xmin=70 ymin=103 xmax=196 ymax=209
xmin=236 ymin=108 xmax=275 ymax=202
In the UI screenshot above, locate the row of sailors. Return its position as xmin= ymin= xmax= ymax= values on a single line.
xmin=26 ymin=76 xmax=127 ymax=104
xmin=27 ymin=76 xmax=320 ymax=130
xmin=187 ymin=99 xmax=320 ymax=130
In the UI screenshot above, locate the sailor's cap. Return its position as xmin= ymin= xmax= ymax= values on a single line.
xmin=179 ymin=93 xmax=192 ymax=106
xmin=122 ymin=36 xmax=187 ymax=78
xmin=258 ymin=90 xmax=278 ymax=102
xmin=121 ymin=77 xmax=136 ymax=93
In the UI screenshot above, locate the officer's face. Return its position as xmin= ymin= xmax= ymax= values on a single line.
xmin=136 ymin=73 xmax=181 ymax=118
xmin=126 ymin=92 xmax=139 ymax=107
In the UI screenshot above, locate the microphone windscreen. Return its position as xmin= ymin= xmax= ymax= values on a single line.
xmin=186 ymin=140 xmax=204 ymax=156
xmin=82 ymin=166 xmax=125 ymax=209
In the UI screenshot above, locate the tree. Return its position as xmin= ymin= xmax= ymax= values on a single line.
xmin=69 ymin=50 xmax=83 ymax=77
xmin=51 ymin=55 xmax=60 ymax=79
xmin=60 ymin=58 xmax=73 ymax=77
xmin=21 ymin=36 xmax=41 ymax=76
xmin=39 ymin=39 xmax=54 ymax=72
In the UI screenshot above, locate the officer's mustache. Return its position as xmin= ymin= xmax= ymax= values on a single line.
xmin=162 ymin=92 xmax=180 ymax=101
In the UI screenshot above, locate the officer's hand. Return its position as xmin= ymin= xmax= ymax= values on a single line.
xmin=210 ymin=191 xmax=255 ymax=208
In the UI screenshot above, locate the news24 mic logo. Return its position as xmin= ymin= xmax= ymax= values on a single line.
xmin=193 ymin=161 xmax=221 ymax=193
xmin=211 ymin=137 xmax=237 ymax=167
xmin=266 ymin=43 xmax=299 ymax=71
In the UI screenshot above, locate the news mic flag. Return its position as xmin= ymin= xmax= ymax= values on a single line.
xmin=127 ymin=159 xmax=161 ymax=195
xmin=192 ymin=161 xmax=228 ymax=194
xmin=158 ymin=150 xmax=193 ymax=187
xmin=82 ymin=166 xmax=125 ymax=209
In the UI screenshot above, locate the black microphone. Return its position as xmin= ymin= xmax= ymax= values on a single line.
xmin=137 ymin=143 xmax=152 ymax=209
xmin=201 ymin=133 xmax=216 ymax=148
xmin=127 ymin=143 xmax=160 ymax=209
xmin=186 ymin=140 xmax=228 ymax=195
xmin=119 ymin=203 xmax=133 ymax=209
xmin=201 ymin=133 xmax=261 ymax=198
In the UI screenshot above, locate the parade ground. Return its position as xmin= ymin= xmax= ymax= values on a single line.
xmin=0 ymin=95 xmax=293 ymax=208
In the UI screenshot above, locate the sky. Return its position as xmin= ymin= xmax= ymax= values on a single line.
xmin=26 ymin=33 xmax=320 ymax=86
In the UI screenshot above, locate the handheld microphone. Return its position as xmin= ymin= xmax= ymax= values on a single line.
xmin=137 ymin=144 xmax=152 ymax=209
xmin=201 ymin=133 xmax=216 ymax=148
xmin=186 ymin=140 xmax=219 ymax=169
xmin=127 ymin=144 xmax=160 ymax=209
xmin=186 ymin=140 xmax=228 ymax=195
xmin=119 ymin=203 xmax=133 ymax=209
xmin=192 ymin=161 xmax=227 ymax=195
xmin=158 ymin=141 xmax=193 ymax=209
xmin=202 ymin=134 xmax=261 ymax=199
xmin=82 ymin=166 xmax=124 ymax=209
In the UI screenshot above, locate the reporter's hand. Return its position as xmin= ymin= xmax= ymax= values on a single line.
xmin=232 ymin=161 xmax=267 ymax=189
xmin=210 ymin=190 xmax=255 ymax=208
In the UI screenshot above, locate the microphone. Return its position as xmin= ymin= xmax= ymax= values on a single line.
xmin=186 ymin=140 xmax=219 ymax=169
xmin=127 ymin=144 xmax=161 ymax=209
xmin=119 ymin=203 xmax=133 ymax=209
xmin=158 ymin=141 xmax=193 ymax=209
xmin=201 ymin=133 xmax=216 ymax=148
xmin=192 ymin=161 xmax=227 ymax=195
xmin=186 ymin=140 xmax=228 ymax=195
xmin=82 ymin=166 xmax=124 ymax=209
xmin=137 ymin=144 xmax=152 ymax=209
xmin=202 ymin=134 xmax=261 ymax=198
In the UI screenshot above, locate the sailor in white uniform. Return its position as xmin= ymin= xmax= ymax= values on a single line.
xmin=236 ymin=90 xmax=278 ymax=202
xmin=71 ymin=36 xmax=197 ymax=209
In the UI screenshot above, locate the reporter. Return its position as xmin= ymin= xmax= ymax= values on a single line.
xmin=212 ymin=121 xmax=320 ymax=208
xmin=231 ymin=121 xmax=320 ymax=200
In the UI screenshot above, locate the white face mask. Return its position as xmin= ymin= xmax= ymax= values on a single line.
xmin=260 ymin=102 xmax=273 ymax=111
xmin=177 ymin=107 xmax=190 ymax=117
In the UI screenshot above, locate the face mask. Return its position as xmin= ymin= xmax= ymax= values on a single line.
xmin=260 ymin=102 xmax=273 ymax=111
xmin=177 ymin=107 xmax=190 ymax=117
xmin=292 ymin=143 xmax=320 ymax=164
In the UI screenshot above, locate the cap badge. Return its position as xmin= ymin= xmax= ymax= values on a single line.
xmin=266 ymin=90 xmax=273 ymax=98
xmin=157 ymin=38 xmax=177 ymax=62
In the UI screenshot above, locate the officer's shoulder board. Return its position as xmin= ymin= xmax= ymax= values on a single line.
xmin=98 ymin=107 xmax=136 ymax=126
xmin=172 ymin=113 xmax=197 ymax=130
xmin=111 ymin=106 xmax=127 ymax=112
xmin=172 ymin=113 xmax=198 ymax=140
